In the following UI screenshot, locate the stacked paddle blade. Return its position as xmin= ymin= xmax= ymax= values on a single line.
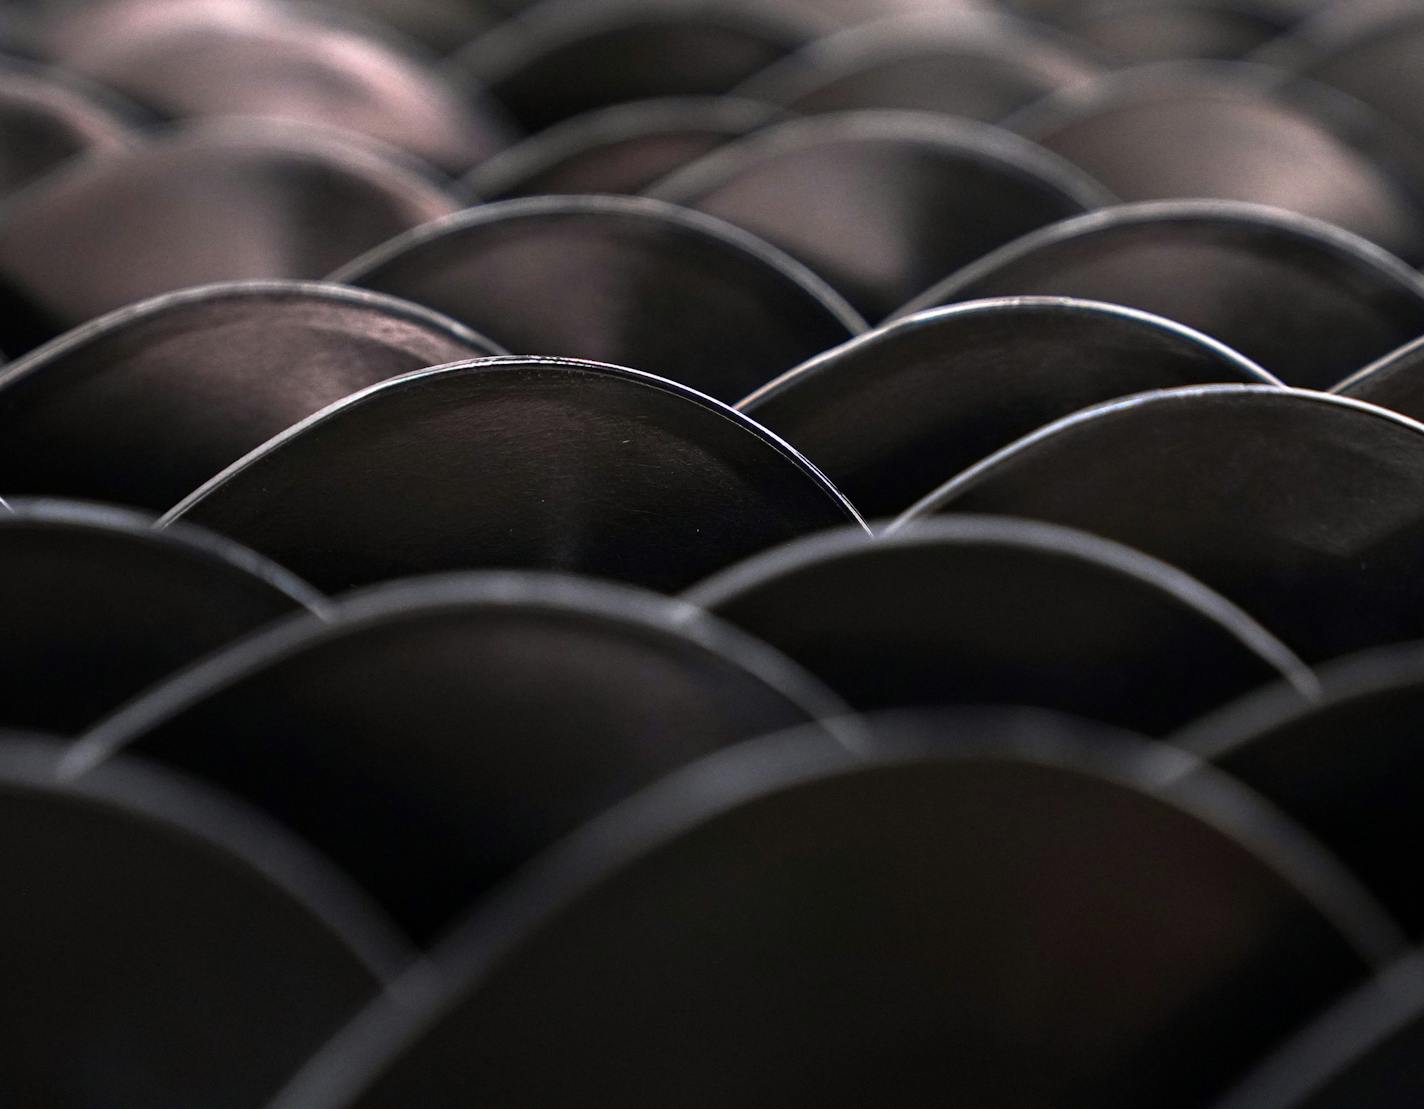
xmin=10 ymin=0 xmax=1424 ymax=1106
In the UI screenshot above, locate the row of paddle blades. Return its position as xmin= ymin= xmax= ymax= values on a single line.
xmin=8 ymin=0 xmax=1424 ymax=1106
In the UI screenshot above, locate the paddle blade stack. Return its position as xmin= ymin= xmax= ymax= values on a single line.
xmin=7 ymin=0 xmax=1424 ymax=1106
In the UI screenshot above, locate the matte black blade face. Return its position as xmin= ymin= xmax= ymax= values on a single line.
xmin=1008 ymin=63 xmax=1424 ymax=264
xmin=685 ymin=517 xmax=1312 ymax=734
xmin=57 ymin=2 xmax=512 ymax=175
xmin=0 ymin=500 xmax=321 ymax=734
xmin=1212 ymin=956 xmax=1424 ymax=1109
xmin=466 ymin=96 xmax=779 ymax=199
xmin=1057 ymin=2 xmax=1292 ymax=63
xmin=649 ymin=110 xmax=1113 ymax=321
xmin=897 ymin=201 xmax=1424 ymax=390
xmin=0 ymin=120 xmax=457 ymax=354
xmin=1334 ymin=335 xmax=1424 ymax=420
xmin=741 ymin=297 xmax=1275 ymax=518
xmin=1178 ymin=642 xmax=1424 ymax=939
xmin=734 ymin=12 xmax=1102 ymax=122
xmin=893 ymin=385 xmax=1424 ymax=664
xmin=332 ymin=196 xmax=863 ymax=402
xmin=1290 ymin=12 xmax=1424 ymax=158
xmin=0 ymin=58 xmax=137 ymax=199
xmin=268 ymin=709 xmax=1394 ymax=1109
xmin=0 ymin=282 xmax=500 ymax=511
xmin=0 ymin=733 xmax=405 ymax=1109
xmin=451 ymin=0 xmax=812 ymax=133
xmin=68 ymin=573 xmax=854 ymax=941
xmin=163 ymin=357 xmax=865 ymax=594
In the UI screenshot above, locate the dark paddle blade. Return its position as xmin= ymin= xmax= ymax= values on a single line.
xmin=450 ymin=0 xmax=813 ymax=133
xmin=0 ymin=56 xmax=138 ymax=199
xmin=1289 ymin=10 xmax=1424 ymax=158
xmin=1211 ymin=954 xmax=1424 ymax=1109
xmin=66 ymin=571 xmax=855 ymax=941
xmin=1334 ymin=334 xmax=1424 ymax=420
xmin=1056 ymin=1 xmax=1293 ymax=63
xmin=1178 ymin=639 xmax=1424 ymax=939
xmin=686 ymin=516 xmax=1313 ymax=734
xmin=466 ymin=95 xmax=779 ymax=199
xmin=897 ymin=200 xmax=1424 ymax=390
xmin=0 ymin=499 xmax=322 ymax=734
xmin=332 ymin=194 xmax=863 ymax=402
xmin=163 ymin=356 xmax=865 ymax=594
xmin=0 ymin=118 xmax=457 ymax=353
xmin=267 ymin=707 xmax=1397 ymax=1109
xmin=734 ymin=10 xmax=1102 ymax=121
xmin=893 ymin=385 xmax=1424 ymax=663
xmin=56 ymin=1 xmax=512 ymax=174
xmin=0 ymin=731 xmax=407 ymax=1109
xmin=0 ymin=281 xmax=501 ymax=510
xmin=649 ymin=109 xmax=1113 ymax=321
xmin=741 ymin=296 xmax=1275 ymax=517
xmin=1007 ymin=61 xmax=1424 ymax=264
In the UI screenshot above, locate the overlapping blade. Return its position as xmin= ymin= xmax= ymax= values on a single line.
xmin=1213 ymin=955 xmax=1424 ymax=1109
xmin=686 ymin=517 xmax=1313 ymax=733
xmin=0 ymin=56 xmax=138 ymax=199
xmin=894 ymin=385 xmax=1424 ymax=662
xmin=0 ymin=499 xmax=321 ymax=733
xmin=742 ymin=296 xmax=1274 ymax=516
xmin=1058 ymin=1 xmax=1293 ymax=63
xmin=649 ymin=109 xmax=1113 ymax=320
xmin=267 ymin=709 xmax=1398 ymax=1109
xmin=467 ymin=95 xmax=779 ymax=198
xmin=163 ymin=356 xmax=864 ymax=593
xmin=0 ymin=281 xmax=499 ymax=509
xmin=1008 ymin=62 xmax=1424 ymax=263
xmin=333 ymin=195 xmax=863 ymax=401
xmin=53 ymin=1 xmax=513 ymax=172
xmin=1179 ymin=640 xmax=1424 ymax=937
xmin=65 ymin=572 xmax=855 ymax=940
xmin=734 ymin=10 xmax=1102 ymax=120
xmin=451 ymin=0 xmax=813 ymax=132
xmin=0 ymin=119 xmax=457 ymax=352
xmin=898 ymin=200 xmax=1424 ymax=389
xmin=0 ymin=731 xmax=407 ymax=1108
